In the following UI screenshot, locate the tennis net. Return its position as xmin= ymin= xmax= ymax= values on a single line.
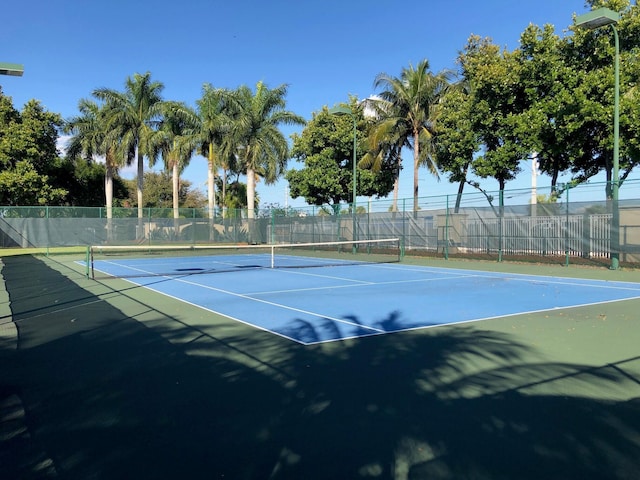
xmin=86 ymin=238 xmax=401 ymax=279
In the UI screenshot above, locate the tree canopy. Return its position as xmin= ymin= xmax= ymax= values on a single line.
xmin=435 ymin=0 xmax=640 ymax=203
xmin=286 ymin=104 xmax=395 ymax=213
xmin=3 ymin=0 xmax=640 ymax=211
xmin=0 ymin=89 xmax=127 ymax=206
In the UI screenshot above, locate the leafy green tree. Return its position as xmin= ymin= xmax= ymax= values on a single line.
xmin=125 ymin=170 xmax=197 ymax=210
xmin=47 ymin=156 xmax=128 ymax=207
xmin=286 ymin=105 xmax=395 ymax=214
xmin=0 ymin=97 xmax=62 ymax=174
xmin=0 ymin=161 xmax=66 ymax=205
xmin=218 ymin=179 xmax=255 ymax=214
xmin=372 ymin=60 xmax=453 ymax=213
xmin=93 ymin=72 xmax=165 ymax=220
xmin=515 ymin=24 xmax=583 ymax=190
xmin=0 ymin=89 xmax=20 ymax=130
xmin=434 ymin=79 xmax=480 ymax=212
xmin=441 ymin=1 xmax=639 ymax=205
xmin=459 ymin=36 xmax=530 ymax=195
xmin=567 ymin=0 xmax=640 ymax=197
xmin=181 ymin=186 xmax=207 ymax=210
xmin=0 ymin=90 xmax=69 ymax=206
xmin=257 ymin=203 xmax=304 ymax=218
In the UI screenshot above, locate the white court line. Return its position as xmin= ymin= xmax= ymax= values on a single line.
xmin=494 ymin=275 xmax=640 ymax=291
xmin=100 ymin=255 xmax=640 ymax=298
xmin=239 ymin=266 xmax=640 ymax=297
xmin=108 ymin=283 xmax=310 ymax=345
xmin=307 ymin=294 xmax=640 ymax=345
xmin=244 ymin=275 xmax=477 ymax=296
xmin=266 ymin=268 xmax=375 ymax=285
xmin=94 ymin=256 xmax=640 ymax=325
xmin=348 ymin=262 xmax=640 ymax=291
xmin=136 ymin=275 xmax=386 ymax=335
xmin=92 ymin=259 xmax=640 ymax=345
xmin=364 ymin=261 xmax=640 ymax=282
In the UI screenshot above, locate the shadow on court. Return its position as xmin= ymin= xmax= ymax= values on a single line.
xmin=1 ymin=255 xmax=639 ymax=479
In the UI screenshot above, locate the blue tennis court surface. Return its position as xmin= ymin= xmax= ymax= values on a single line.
xmin=91 ymin=255 xmax=640 ymax=345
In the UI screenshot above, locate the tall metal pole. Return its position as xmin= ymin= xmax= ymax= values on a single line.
xmin=611 ymin=25 xmax=620 ymax=269
xmin=351 ymin=113 xmax=357 ymax=252
xmin=575 ymin=7 xmax=621 ymax=270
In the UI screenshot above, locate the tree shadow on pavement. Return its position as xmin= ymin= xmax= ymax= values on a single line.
xmin=1 ymin=254 xmax=639 ymax=480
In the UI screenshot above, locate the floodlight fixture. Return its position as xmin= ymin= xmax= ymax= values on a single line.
xmin=575 ymin=7 xmax=620 ymax=29
xmin=0 ymin=62 xmax=24 ymax=77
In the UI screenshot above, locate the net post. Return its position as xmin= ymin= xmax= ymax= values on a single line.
xmin=444 ymin=195 xmax=450 ymax=260
xmin=271 ymin=245 xmax=275 ymax=268
xmin=90 ymin=246 xmax=95 ymax=279
xmin=85 ymin=246 xmax=91 ymax=279
xmin=271 ymin=209 xmax=275 ymax=244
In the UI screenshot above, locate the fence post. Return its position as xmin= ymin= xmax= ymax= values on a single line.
xmin=498 ymin=190 xmax=504 ymax=262
xmin=271 ymin=209 xmax=275 ymax=244
xmin=402 ymin=198 xmax=406 ymax=253
xmin=85 ymin=246 xmax=91 ymax=278
xmin=444 ymin=195 xmax=450 ymax=260
xmin=565 ymin=187 xmax=570 ymax=267
xmin=367 ymin=198 xmax=371 ymax=241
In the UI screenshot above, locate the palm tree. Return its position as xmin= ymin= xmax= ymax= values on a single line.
xmin=225 ymin=82 xmax=305 ymax=222
xmin=373 ymin=60 xmax=453 ymax=213
xmin=65 ymin=98 xmax=124 ymax=239
xmin=195 ymin=85 xmax=236 ymax=225
xmin=93 ymin=72 xmax=165 ymax=226
xmin=149 ymin=101 xmax=199 ymax=231
xmin=361 ymin=98 xmax=408 ymax=212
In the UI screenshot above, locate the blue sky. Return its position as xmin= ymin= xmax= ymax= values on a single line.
xmin=4 ymin=0 xmax=628 ymax=208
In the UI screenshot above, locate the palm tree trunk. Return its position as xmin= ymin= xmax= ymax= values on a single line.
xmin=207 ymin=165 xmax=215 ymax=241
xmin=105 ymin=156 xmax=114 ymax=242
xmin=413 ymin=131 xmax=420 ymax=216
xmin=222 ymin=169 xmax=228 ymax=218
xmin=392 ymin=155 xmax=401 ymax=213
xmin=392 ymin=175 xmax=399 ymax=213
xmin=247 ymin=167 xmax=256 ymax=220
xmin=172 ymin=162 xmax=180 ymax=217
xmin=172 ymin=160 xmax=180 ymax=238
xmin=207 ymin=144 xmax=216 ymax=242
xmin=246 ymin=167 xmax=256 ymax=244
xmin=137 ymin=151 xmax=144 ymax=239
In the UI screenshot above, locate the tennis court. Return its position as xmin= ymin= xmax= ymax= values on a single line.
xmin=88 ymin=243 xmax=640 ymax=344
xmin=2 ymin=250 xmax=640 ymax=479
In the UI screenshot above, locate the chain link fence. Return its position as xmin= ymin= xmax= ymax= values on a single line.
xmin=1 ymin=180 xmax=639 ymax=267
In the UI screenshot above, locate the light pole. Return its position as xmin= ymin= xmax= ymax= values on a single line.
xmin=0 ymin=62 xmax=24 ymax=76
xmin=328 ymin=105 xmax=357 ymax=252
xmin=575 ymin=7 xmax=621 ymax=270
